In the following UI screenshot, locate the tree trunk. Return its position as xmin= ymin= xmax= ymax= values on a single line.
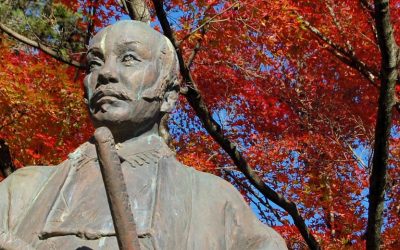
xmin=0 ymin=139 xmax=15 ymax=178
xmin=366 ymin=1 xmax=399 ymax=249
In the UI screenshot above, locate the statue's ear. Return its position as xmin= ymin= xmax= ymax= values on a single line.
xmin=160 ymin=87 xmax=178 ymax=113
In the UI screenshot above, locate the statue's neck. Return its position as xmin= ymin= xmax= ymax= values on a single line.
xmin=110 ymin=122 xmax=160 ymax=144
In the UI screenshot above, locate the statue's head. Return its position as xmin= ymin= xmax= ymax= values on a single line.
xmin=84 ymin=21 xmax=179 ymax=140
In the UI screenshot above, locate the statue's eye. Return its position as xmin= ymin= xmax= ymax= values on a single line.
xmin=88 ymin=60 xmax=102 ymax=72
xmin=121 ymin=54 xmax=140 ymax=65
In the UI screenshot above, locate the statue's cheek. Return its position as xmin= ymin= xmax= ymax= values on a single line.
xmin=84 ymin=74 xmax=96 ymax=100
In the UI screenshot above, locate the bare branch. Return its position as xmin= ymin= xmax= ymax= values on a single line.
xmin=152 ymin=0 xmax=320 ymax=249
xmin=0 ymin=23 xmax=84 ymax=68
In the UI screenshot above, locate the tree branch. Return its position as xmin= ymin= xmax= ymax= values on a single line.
xmin=298 ymin=10 xmax=400 ymax=118
xmin=327 ymin=46 xmax=378 ymax=86
xmin=297 ymin=14 xmax=379 ymax=85
xmin=74 ymin=0 xmax=98 ymax=81
xmin=187 ymin=41 xmax=201 ymax=68
xmin=186 ymin=19 xmax=207 ymax=68
xmin=0 ymin=23 xmax=84 ymax=68
xmin=152 ymin=0 xmax=320 ymax=249
xmin=325 ymin=0 xmax=355 ymax=54
xmin=225 ymin=170 xmax=284 ymax=225
xmin=366 ymin=1 xmax=399 ymax=249
xmin=120 ymin=0 xmax=151 ymax=23
xmin=360 ymin=0 xmax=380 ymax=45
xmin=177 ymin=2 xmax=238 ymax=46
xmin=361 ymin=0 xmax=375 ymax=14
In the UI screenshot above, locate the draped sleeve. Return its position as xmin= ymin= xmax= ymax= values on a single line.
xmin=0 ymin=166 xmax=55 ymax=249
xmin=190 ymin=169 xmax=288 ymax=250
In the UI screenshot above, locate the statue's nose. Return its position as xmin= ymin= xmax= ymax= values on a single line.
xmin=97 ymin=66 xmax=118 ymax=86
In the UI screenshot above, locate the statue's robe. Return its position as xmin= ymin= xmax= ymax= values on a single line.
xmin=0 ymin=135 xmax=287 ymax=250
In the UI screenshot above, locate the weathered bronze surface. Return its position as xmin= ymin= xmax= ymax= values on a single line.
xmin=0 ymin=21 xmax=287 ymax=250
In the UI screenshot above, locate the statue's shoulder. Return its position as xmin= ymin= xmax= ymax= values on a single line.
xmin=0 ymin=143 xmax=90 ymax=228
xmin=193 ymin=169 xmax=235 ymax=191
xmin=0 ymin=167 xmax=55 ymax=229
xmin=195 ymin=170 xmax=248 ymax=206
xmin=0 ymin=141 xmax=93 ymax=191
xmin=178 ymin=163 xmax=288 ymax=249
xmin=165 ymin=157 xmax=244 ymax=203
xmin=1 ymin=165 xmax=55 ymax=189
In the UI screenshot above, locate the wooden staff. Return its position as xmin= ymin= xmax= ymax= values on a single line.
xmin=94 ymin=127 xmax=141 ymax=250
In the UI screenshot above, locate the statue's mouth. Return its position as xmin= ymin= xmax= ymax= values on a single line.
xmin=90 ymin=87 xmax=131 ymax=108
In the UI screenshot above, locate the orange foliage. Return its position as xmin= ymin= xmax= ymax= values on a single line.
xmin=1 ymin=0 xmax=400 ymax=249
xmin=169 ymin=0 xmax=400 ymax=248
xmin=0 ymin=38 xmax=92 ymax=166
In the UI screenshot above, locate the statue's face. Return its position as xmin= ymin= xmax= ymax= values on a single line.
xmin=84 ymin=21 xmax=164 ymax=134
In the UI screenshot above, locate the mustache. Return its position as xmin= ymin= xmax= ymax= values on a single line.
xmin=90 ymin=85 xmax=132 ymax=107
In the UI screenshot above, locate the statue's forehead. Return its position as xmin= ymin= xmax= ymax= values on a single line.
xmin=88 ymin=22 xmax=162 ymax=58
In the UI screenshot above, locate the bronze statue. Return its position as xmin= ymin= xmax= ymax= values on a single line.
xmin=0 ymin=21 xmax=287 ymax=250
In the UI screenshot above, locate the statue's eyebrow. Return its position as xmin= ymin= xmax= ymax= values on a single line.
xmin=87 ymin=47 xmax=104 ymax=59
xmin=115 ymin=41 xmax=142 ymax=54
xmin=117 ymin=41 xmax=141 ymax=47
xmin=116 ymin=40 xmax=151 ymax=59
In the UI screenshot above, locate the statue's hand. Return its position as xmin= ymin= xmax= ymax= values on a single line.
xmin=0 ymin=231 xmax=34 ymax=250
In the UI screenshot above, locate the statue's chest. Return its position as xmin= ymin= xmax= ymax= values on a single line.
xmin=40 ymin=158 xmax=158 ymax=241
xmin=28 ymin=154 xmax=197 ymax=250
